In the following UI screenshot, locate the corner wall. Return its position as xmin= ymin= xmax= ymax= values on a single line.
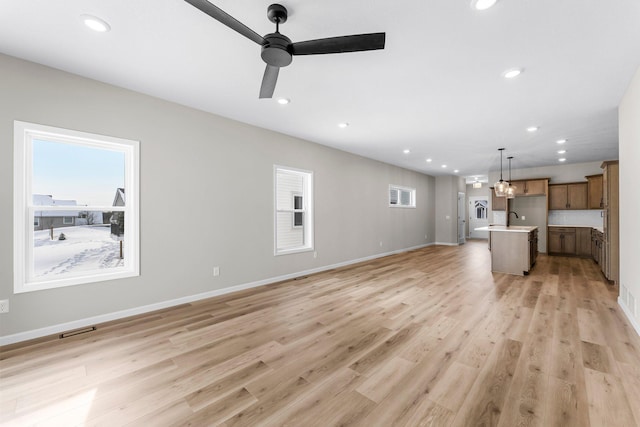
xmin=619 ymin=65 xmax=640 ymax=335
xmin=0 ymin=54 xmax=435 ymax=341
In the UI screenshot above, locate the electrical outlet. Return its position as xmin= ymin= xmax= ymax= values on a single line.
xmin=213 ymin=266 xmax=220 ymax=277
xmin=521 ymin=215 xmax=526 ymax=220
xmin=0 ymin=299 xmax=9 ymax=313
xmin=379 ymin=241 xmax=383 ymax=247
xmin=313 ymin=251 xmax=317 ymax=258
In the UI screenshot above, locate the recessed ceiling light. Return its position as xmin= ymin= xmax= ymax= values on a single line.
xmin=81 ymin=14 xmax=111 ymax=32
xmin=471 ymin=0 xmax=498 ymax=10
xmin=526 ymin=126 xmax=539 ymax=132
xmin=403 ymin=149 xmax=410 ymax=154
xmin=442 ymin=165 xmax=447 ymax=168
xmin=454 ymin=169 xmax=459 ymax=173
xmin=338 ymin=122 xmax=349 ymax=128
xmin=503 ymin=68 xmax=523 ymax=79
xmin=556 ymin=139 xmax=567 ymax=144
xmin=277 ymin=98 xmax=290 ymax=105
xmin=557 ymin=149 xmax=566 ymax=154
xmin=558 ymin=158 xmax=567 ymax=162
xmin=426 ymin=158 xmax=432 ymax=163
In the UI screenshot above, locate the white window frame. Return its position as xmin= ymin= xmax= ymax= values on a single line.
xmin=389 ymin=184 xmax=416 ymax=208
xmin=274 ymin=166 xmax=314 ymax=256
xmin=13 ymin=121 xmax=140 ymax=293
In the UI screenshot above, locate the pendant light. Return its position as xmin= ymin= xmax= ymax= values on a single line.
xmin=494 ymin=148 xmax=508 ymax=197
xmin=506 ymin=156 xmax=517 ymax=199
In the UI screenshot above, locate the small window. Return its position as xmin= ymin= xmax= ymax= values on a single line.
xmin=389 ymin=185 xmax=416 ymax=208
xmin=275 ymin=166 xmax=313 ymax=255
xmin=14 ymin=121 xmax=139 ymax=293
xmin=293 ymin=194 xmax=303 ymax=228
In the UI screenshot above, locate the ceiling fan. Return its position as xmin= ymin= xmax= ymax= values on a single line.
xmin=184 ymin=1 xmax=386 ymax=98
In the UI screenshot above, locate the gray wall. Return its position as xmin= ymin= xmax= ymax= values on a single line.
xmin=619 ymin=65 xmax=640 ymax=332
xmin=0 ymin=54 xmax=436 ymax=339
xmin=435 ymin=175 xmax=465 ymax=244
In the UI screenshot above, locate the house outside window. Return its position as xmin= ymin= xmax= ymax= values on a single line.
xmin=274 ymin=166 xmax=313 ymax=255
xmin=13 ymin=121 xmax=139 ymax=293
xmin=389 ymin=185 xmax=416 ymax=208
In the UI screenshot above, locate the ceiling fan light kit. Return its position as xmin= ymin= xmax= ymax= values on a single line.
xmin=184 ymin=1 xmax=386 ymax=98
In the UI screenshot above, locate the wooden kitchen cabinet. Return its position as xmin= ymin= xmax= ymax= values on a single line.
xmin=576 ymin=227 xmax=592 ymax=257
xmin=491 ymin=189 xmax=506 ymax=211
xmin=548 ymin=227 xmax=576 ymax=255
xmin=511 ymin=179 xmax=547 ymax=196
xmin=586 ymin=174 xmax=603 ymax=209
xmin=549 ymin=183 xmax=588 ymax=210
xmin=601 ymin=161 xmax=619 ymax=284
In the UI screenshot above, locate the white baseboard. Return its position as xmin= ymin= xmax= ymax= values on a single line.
xmin=0 ymin=243 xmax=435 ymax=346
xmin=618 ymin=296 xmax=640 ymax=338
xmin=435 ymin=242 xmax=460 ymax=246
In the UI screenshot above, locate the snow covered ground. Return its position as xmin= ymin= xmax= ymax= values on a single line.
xmin=34 ymin=225 xmax=124 ymax=277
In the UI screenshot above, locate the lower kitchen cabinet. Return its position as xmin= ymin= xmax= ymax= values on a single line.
xmin=548 ymin=226 xmax=592 ymax=257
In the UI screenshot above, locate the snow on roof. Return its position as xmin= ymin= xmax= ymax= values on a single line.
xmin=33 ymin=194 xmax=79 ymax=217
xmin=112 ymin=187 xmax=125 ymax=206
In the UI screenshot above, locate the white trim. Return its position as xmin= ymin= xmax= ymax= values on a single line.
xmin=435 ymin=242 xmax=460 ymax=246
xmin=0 ymin=242 xmax=434 ymax=346
xmin=619 ymin=296 xmax=640 ymax=337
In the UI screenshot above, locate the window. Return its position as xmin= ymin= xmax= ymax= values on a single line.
xmin=389 ymin=185 xmax=416 ymax=208
xmin=474 ymin=200 xmax=488 ymax=219
xmin=14 ymin=121 xmax=139 ymax=293
xmin=275 ymin=166 xmax=313 ymax=255
xmin=293 ymin=194 xmax=303 ymax=228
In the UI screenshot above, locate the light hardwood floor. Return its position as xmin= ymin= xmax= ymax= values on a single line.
xmin=2 ymin=241 xmax=639 ymax=426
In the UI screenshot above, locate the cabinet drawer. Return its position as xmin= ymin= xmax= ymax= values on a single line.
xmin=550 ymin=227 xmax=575 ymax=233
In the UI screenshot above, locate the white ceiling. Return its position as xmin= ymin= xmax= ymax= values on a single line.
xmin=1 ymin=0 xmax=639 ymax=178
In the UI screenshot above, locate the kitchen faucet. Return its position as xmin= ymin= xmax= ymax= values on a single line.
xmin=509 ymin=211 xmax=519 ymax=219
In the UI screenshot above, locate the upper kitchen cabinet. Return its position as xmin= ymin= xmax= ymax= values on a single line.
xmin=491 ymin=188 xmax=506 ymax=211
xmin=586 ymin=174 xmax=603 ymax=209
xmin=512 ymin=179 xmax=548 ymax=196
xmin=549 ymin=182 xmax=588 ymax=210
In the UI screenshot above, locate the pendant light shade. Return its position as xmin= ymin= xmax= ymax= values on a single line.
xmin=506 ymin=156 xmax=517 ymax=199
xmin=494 ymin=148 xmax=508 ymax=197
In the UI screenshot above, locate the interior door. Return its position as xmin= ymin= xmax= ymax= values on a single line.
xmin=469 ymin=196 xmax=489 ymax=239
xmin=458 ymin=192 xmax=466 ymax=244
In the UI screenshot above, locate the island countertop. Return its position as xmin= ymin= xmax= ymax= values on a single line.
xmin=474 ymin=225 xmax=538 ymax=233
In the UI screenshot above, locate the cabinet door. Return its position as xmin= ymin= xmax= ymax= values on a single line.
xmin=525 ymin=179 xmax=546 ymax=196
xmin=511 ymin=180 xmax=526 ymax=196
xmin=587 ymin=175 xmax=603 ymax=209
xmin=549 ymin=185 xmax=568 ymax=210
xmin=576 ymin=228 xmax=591 ymax=256
xmin=491 ymin=190 xmax=506 ymax=211
xmin=562 ymin=232 xmax=577 ymax=254
xmin=548 ymin=231 xmax=563 ymax=253
xmin=567 ymin=183 xmax=588 ymax=209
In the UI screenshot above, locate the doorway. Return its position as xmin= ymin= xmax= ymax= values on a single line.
xmin=469 ymin=196 xmax=489 ymax=239
xmin=458 ymin=192 xmax=466 ymax=244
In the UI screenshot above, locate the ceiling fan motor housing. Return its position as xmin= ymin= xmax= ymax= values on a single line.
xmin=261 ymin=32 xmax=292 ymax=67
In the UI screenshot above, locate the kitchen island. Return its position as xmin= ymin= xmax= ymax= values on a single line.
xmin=476 ymin=225 xmax=539 ymax=276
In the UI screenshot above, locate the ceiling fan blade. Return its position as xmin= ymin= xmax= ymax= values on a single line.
xmin=259 ymin=65 xmax=280 ymax=98
xmin=184 ymin=0 xmax=265 ymax=45
xmin=291 ymin=32 xmax=385 ymax=56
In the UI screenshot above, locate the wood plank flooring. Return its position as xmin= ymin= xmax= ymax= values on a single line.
xmin=1 ymin=241 xmax=639 ymax=426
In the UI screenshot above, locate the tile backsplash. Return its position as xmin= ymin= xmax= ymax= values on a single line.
xmin=493 ymin=211 xmax=506 ymax=226
xmin=548 ymin=210 xmax=604 ymax=227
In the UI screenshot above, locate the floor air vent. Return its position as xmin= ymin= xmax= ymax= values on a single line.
xmin=59 ymin=326 xmax=96 ymax=339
